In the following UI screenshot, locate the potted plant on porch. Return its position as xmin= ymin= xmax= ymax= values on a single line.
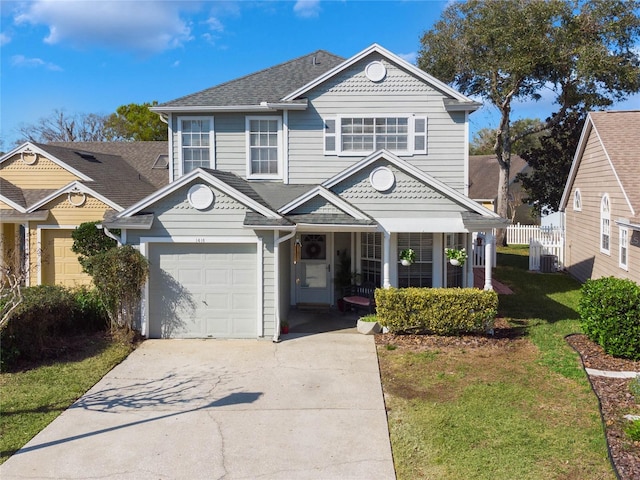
xmin=399 ymin=248 xmax=415 ymax=266
xmin=445 ymin=247 xmax=468 ymax=266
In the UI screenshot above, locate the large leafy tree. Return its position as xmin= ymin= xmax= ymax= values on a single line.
xmin=470 ymin=118 xmax=546 ymax=155
xmin=104 ymin=101 xmax=168 ymax=141
xmin=418 ymin=0 xmax=640 ymax=242
xmin=517 ymin=111 xmax=585 ymax=216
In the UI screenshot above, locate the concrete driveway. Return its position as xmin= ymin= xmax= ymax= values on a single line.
xmin=1 ymin=332 xmax=395 ymax=479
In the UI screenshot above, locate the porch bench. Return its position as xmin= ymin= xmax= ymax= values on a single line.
xmin=342 ymin=281 xmax=376 ymax=314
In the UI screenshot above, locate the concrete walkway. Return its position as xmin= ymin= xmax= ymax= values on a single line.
xmin=1 ymin=332 xmax=395 ymax=479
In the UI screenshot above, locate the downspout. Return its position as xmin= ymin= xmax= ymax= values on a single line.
xmin=96 ymin=224 xmax=122 ymax=246
xmin=273 ymin=229 xmax=297 ymax=343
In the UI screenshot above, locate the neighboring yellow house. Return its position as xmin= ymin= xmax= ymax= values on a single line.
xmin=0 ymin=142 xmax=167 ymax=287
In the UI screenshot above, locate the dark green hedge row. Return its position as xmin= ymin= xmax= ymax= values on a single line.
xmin=375 ymin=287 xmax=498 ymax=335
xmin=579 ymin=277 xmax=640 ymax=360
xmin=1 ymin=285 xmax=108 ymax=367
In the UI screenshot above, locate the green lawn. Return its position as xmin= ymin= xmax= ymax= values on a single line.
xmin=379 ymin=246 xmax=613 ymax=479
xmin=0 ymin=335 xmax=134 ymax=463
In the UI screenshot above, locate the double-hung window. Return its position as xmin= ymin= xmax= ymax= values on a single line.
xmin=619 ymin=228 xmax=628 ymax=270
xmin=246 ymin=116 xmax=282 ymax=179
xmin=324 ymin=115 xmax=427 ymax=156
xmin=601 ymin=194 xmax=610 ymax=254
xmin=179 ymin=117 xmax=214 ymax=174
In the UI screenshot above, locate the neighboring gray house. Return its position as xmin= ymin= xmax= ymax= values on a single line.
xmin=109 ymin=44 xmax=506 ymax=340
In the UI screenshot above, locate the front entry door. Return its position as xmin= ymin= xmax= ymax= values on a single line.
xmin=296 ymin=234 xmax=331 ymax=305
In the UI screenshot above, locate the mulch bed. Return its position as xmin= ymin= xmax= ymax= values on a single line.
xmin=375 ymin=321 xmax=640 ymax=480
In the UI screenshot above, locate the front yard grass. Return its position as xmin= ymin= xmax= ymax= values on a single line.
xmin=0 ymin=334 xmax=134 ymax=464
xmin=378 ymin=245 xmax=613 ymax=479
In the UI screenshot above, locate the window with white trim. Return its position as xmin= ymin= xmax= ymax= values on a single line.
xmin=246 ymin=116 xmax=282 ymax=178
xmin=179 ymin=117 xmax=214 ymax=174
xmin=324 ymin=115 xmax=427 ymax=156
xmin=601 ymin=194 xmax=610 ymax=254
xmin=398 ymin=232 xmax=433 ymax=288
xmin=360 ymin=232 xmax=381 ymax=286
xmin=619 ymin=228 xmax=628 ymax=270
xmin=573 ymin=189 xmax=582 ymax=211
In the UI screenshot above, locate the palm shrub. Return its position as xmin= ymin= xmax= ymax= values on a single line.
xmin=579 ymin=277 xmax=640 ymax=360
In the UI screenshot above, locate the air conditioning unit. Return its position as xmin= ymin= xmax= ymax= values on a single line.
xmin=540 ymin=254 xmax=558 ymax=273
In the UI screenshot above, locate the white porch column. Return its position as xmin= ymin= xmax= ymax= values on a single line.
xmin=383 ymin=229 xmax=391 ymax=289
xmin=484 ymin=231 xmax=494 ymax=291
xmin=466 ymin=233 xmax=474 ymax=288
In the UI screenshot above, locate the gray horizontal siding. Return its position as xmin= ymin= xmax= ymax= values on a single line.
xmin=288 ymin=56 xmax=466 ymax=187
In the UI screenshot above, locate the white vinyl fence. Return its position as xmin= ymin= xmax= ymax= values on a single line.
xmin=472 ymin=232 xmax=497 ymax=268
xmin=507 ymin=224 xmax=564 ymax=245
xmin=529 ymin=240 xmax=564 ymax=272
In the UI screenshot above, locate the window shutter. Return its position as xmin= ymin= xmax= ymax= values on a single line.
xmin=413 ymin=117 xmax=427 ymax=154
xmin=324 ymin=118 xmax=336 ymax=154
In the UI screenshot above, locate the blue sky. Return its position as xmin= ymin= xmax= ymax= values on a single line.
xmin=1 ymin=0 xmax=638 ymax=149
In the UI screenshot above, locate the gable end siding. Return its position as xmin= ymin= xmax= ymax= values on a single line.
xmin=565 ymin=131 xmax=637 ymax=283
xmin=1 ymin=154 xmax=79 ymax=190
xmin=287 ymin=56 xmax=466 ymax=187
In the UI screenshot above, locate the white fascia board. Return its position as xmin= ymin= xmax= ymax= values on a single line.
xmin=245 ymin=224 xmax=296 ymax=231
xmin=118 ymin=168 xmax=281 ymax=220
xmin=614 ymin=219 xmax=640 ymax=231
xmin=323 ymin=149 xmax=500 ymax=218
xmin=150 ymin=102 xmax=307 ymax=114
xmin=0 ymin=194 xmax=27 ymax=213
xmin=559 ymin=117 xmax=593 ymax=211
xmin=282 ymin=43 xmax=471 ymax=103
xmin=293 ymin=224 xmax=378 ymax=233
xmin=279 ymin=185 xmax=369 ymax=220
xmin=27 ymin=181 xmax=123 ymax=212
xmin=0 ymin=142 xmax=93 ymax=181
xmin=378 ymin=217 xmax=468 ymax=233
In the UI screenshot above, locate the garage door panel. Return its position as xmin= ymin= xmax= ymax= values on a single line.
xmin=149 ymin=243 xmax=258 ymax=339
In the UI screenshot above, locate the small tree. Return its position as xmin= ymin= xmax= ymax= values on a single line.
xmin=0 ymin=248 xmax=27 ymax=331
xmin=90 ymin=246 xmax=149 ymax=333
xmin=71 ymin=222 xmax=119 ymax=275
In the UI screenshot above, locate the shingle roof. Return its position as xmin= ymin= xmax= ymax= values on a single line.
xmin=35 ymin=143 xmax=159 ymax=209
xmin=0 ymin=178 xmax=26 ymax=208
xmin=468 ymin=154 xmax=529 ymax=200
xmin=589 ymin=111 xmax=640 ymax=216
xmin=158 ymin=50 xmax=345 ymax=108
xmin=47 ymin=142 xmax=169 ymax=189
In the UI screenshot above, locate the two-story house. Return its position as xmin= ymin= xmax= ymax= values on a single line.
xmin=0 ymin=142 xmax=167 ymax=287
xmin=104 ymin=44 xmax=506 ymax=340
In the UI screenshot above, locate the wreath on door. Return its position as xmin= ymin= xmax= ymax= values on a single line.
xmin=305 ymin=242 xmax=322 ymax=258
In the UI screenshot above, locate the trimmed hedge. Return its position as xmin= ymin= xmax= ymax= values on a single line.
xmin=579 ymin=277 xmax=640 ymax=360
xmin=375 ymin=287 xmax=498 ymax=335
xmin=1 ymin=285 xmax=108 ymax=367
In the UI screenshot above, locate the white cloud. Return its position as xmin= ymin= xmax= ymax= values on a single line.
xmin=293 ymin=0 xmax=321 ymax=18
xmin=206 ymin=17 xmax=224 ymax=33
xmin=11 ymin=54 xmax=62 ymax=71
xmin=0 ymin=32 xmax=10 ymax=46
xmin=397 ymin=52 xmax=417 ymax=65
xmin=171 ymin=60 xmax=180 ymax=68
xmin=14 ymin=1 xmax=193 ymax=54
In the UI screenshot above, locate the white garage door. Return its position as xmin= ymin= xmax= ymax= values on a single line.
xmin=148 ymin=243 xmax=258 ymax=339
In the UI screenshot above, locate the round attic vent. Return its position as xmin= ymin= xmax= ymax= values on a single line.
xmin=365 ymin=61 xmax=386 ymax=82
xmin=369 ymin=166 xmax=395 ymax=192
xmin=187 ymin=184 xmax=214 ymax=210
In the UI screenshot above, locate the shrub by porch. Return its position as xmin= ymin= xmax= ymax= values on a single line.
xmin=375 ymin=287 xmax=498 ymax=335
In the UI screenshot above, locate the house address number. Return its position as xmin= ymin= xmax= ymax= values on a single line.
xmin=196 ymin=238 xmax=207 ymax=243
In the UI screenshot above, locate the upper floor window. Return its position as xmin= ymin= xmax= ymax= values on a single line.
xmin=246 ymin=116 xmax=282 ymax=179
xmin=179 ymin=117 xmax=214 ymax=174
xmin=573 ymin=189 xmax=582 ymax=211
xmin=619 ymin=228 xmax=628 ymax=270
xmin=600 ymin=194 xmax=610 ymax=254
xmin=324 ymin=115 xmax=427 ymax=156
